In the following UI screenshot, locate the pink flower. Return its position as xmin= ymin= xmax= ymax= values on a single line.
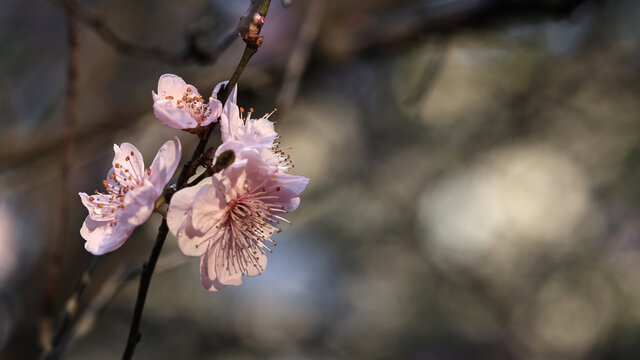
xmin=152 ymin=74 xmax=223 ymax=131
xmin=218 ymin=83 xmax=292 ymax=172
xmin=79 ymin=138 xmax=182 ymax=255
xmin=167 ymin=144 xmax=308 ymax=291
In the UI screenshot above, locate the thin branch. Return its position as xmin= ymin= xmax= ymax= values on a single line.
xmin=121 ymin=3 xmax=271 ymax=357
xmin=41 ymin=0 xmax=80 ymax=349
xmin=39 ymin=256 xmax=101 ymax=360
xmin=186 ymin=149 xmax=236 ymax=187
xmin=53 ymin=252 xmax=190 ymax=357
xmin=121 ymin=219 xmax=169 ymax=360
xmin=54 ymin=0 xmax=246 ymax=65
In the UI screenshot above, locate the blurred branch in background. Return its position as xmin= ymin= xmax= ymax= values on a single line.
xmin=276 ymin=0 xmax=324 ymax=110
xmin=39 ymin=256 xmax=100 ymax=360
xmin=0 ymin=0 xmax=596 ymax=177
xmin=321 ymin=0 xmax=594 ymax=58
xmin=50 ymin=252 xmax=189 ymax=359
xmin=52 ymin=0 xmax=266 ymax=65
xmin=40 ymin=0 xmax=80 ymax=351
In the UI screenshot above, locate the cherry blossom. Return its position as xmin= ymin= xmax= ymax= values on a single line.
xmin=79 ymin=138 xmax=181 ymax=255
xmin=217 ymin=83 xmax=293 ymax=172
xmin=167 ymin=144 xmax=308 ymax=291
xmin=152 ymin=74 xmax=223 ymax=131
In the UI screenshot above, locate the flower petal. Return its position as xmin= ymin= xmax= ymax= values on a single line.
xmin=271 ymin=173 xmax=309 ymax=211
xmin=167 ymin=186 xmax=208 ymax=257
xmin=219 ymin=84 xmax=242 ymax=143
xmin=149 ymin=137 xmax=182 ymax=193
xmin=153 ymin=74 xmax=202 ymax=130
xmin=112 ymin=143 xmax=145 ymax=182
xmin=191 ymin=184 xmax=226 ymax=233
xmin=243 ymin=249 xmax=268 ymax=277
xmin=201 ymin=97 xmax=222 ymax=126
xmin=200 ymin=250 xmax=226 ymax=291
xmin=212 ymin=242 xmax=243 ymax=286
xmin=157 ymin=73 xmax=200 ymax=99
xmin=243 ymin=117 xmax=277 ymax=148
xmin=79 ymin=192 xmax=115 ymax=221
xmin=80 ymin=216 xmax=133 ymax=255
xmin=120 ymin=181 xmax=156 ymax=227
xmin=153 ymin=101 xmax=199 ymax=129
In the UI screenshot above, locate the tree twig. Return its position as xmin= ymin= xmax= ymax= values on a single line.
xmin=51 ymin=0 xmax=268 ymax=66
xmin=53 ymin=252 xmax=190 ymax=358
xmin=121 ymin=4 xmax=272 ymax=358
xmin=39 ymin=256 xmax=100 ymax=360
xmin=41 ymin=0 xmax=80 ymax=350
xmin=121 ymin=219 xmax=169 ymax=360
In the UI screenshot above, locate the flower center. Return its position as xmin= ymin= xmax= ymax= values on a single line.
xmin=170 ymin=87 xmax=213 ymax=124
xmin=215 ymin=185 xmax=290 ymax=270
xmin=86 ymin=152 xmax=151 ymax=227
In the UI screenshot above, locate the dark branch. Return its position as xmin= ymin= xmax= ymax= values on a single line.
xmin=121 ymin=219 xmax=169 ymax=360
xmin=39 ymin=256 xmax=101 ymax=360
xmin=54 ymin=0 xmax=250 ymax=65
xmin=40 ymin=0 xmax=80 ymax=352
xmin=121 ymin=2 xmax=272 ymax=358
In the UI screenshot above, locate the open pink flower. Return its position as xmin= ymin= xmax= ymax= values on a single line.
xmin=217 ymin=83 xmax=292 ymax=172
xmin=167 ymin=144 xmax=308 ymax=291
xmin=79 ymin=138 xmax=181 ymax=255
xmin=152 ymin=74 xmax=223 ymax=131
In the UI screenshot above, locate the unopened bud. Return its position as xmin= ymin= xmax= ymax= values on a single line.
xmin=241 ymin=12 xmax=266 ymax=49
xmin=212 ymin=150 xmax=235 ymax=173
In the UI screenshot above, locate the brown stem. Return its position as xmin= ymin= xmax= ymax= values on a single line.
xmin=121 ymin=219 xmax=169 ymax=360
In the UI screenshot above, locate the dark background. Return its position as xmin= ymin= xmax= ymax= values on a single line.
xmin=2 ymin=0 xmax=640 ymax=359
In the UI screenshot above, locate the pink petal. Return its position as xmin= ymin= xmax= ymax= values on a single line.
xmin=219 ymin=84 xmax=241 ymax=143
xmin=79 ymin=192 xmax=113 ymax=221
xmin=80 ymin=216 xmax=133 ymax=255
xmin=271 ymin=174 xmax=309 ymax=211
xmin=238 ymin=148 xmax=274 ymax=185
xmin=157 ymin=74 xmax=201 ymax=99
xmin=119 ymin=182 xmax=156 ymax=227
xmin=200 ymin=251 xmax=226 ymax=291
xmin=274 ymin=173 xmax=309 ymax=195
xmin=112 ymin=143 xmax=145 ymax=181
xmin=243 ymin=250 xmax=268 ymax=277
xmin=191 ymin=184 xmax=226 ymax=233
xmin=153 ymin=74 xmax=203 ymax=130
xmin=167 ymin=186 xmax=208 ymax=257
xmin=212 ymin=242 xmax=243 ymax=286
xmin=153 ymin=101 xmax=199 ymax=129
xmin=149 ymin=137 xmax=182 ymax=193
xmin=244 ymin=118 xmax=277 ymax=148
xmin=201 ymin=97 xmax=222 ymax=126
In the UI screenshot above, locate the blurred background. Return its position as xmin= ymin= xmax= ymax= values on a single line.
xmin=2 ymin=0 xmax=640 ymax=358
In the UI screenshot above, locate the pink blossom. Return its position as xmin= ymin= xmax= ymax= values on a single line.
xmin=152 ymin=74 xmax=223 ymax=131
xmin=167 ymin=144 xmax=308 ymax=291
xmin=217 ymin=83 xmax=292 ymax=172
xmin=79 ymin=138 xmax=181 ymax=255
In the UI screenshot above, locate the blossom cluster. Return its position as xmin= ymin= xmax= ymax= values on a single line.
xmin=79 ymin=74 xmax=308 ymax=291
